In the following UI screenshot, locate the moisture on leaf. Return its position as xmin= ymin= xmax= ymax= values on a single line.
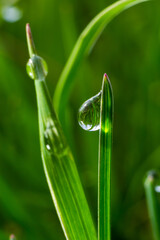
xmin=26 ymin=54 xmax=48 ymax=80
xmin=78 ymin=91 xmax=101 ymax=131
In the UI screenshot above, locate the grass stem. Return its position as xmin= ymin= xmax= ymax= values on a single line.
xmin=98 ymin=74 xmax=113 ymax=240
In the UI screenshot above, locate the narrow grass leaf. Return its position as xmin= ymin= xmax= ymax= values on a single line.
xmin=26 ymin=24 xmax=97 ymax=240
xmin=53 ymin=0 xmax=148 ymax=120
xmin=98 ymin=74 xmax=113 ymax=240
xmin=144 ymin=170 xmax=160 ymax=240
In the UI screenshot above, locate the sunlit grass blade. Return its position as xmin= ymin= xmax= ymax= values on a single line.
xmin=98 ymin=74 xmax=113 ymax=240
xmin=53 ymin=0 xmax=148 ymax=120
xmin=26 ymin=24 xmax=97 ymax=240
xmin=144 ymin=170 xmax=160 ymax=240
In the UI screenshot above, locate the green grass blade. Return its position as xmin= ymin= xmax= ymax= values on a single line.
xmin=53 ymin=0 xmax=148 ymax=119
xmin=98 ymin=74 xmax=113 ymax=240
xmin=144 ymin=170 xmax=160 ymax=240
xmin=26 ymin=24 xmax=97 ymax=240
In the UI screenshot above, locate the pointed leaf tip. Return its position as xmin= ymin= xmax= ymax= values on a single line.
xmin=145 ymin=170 xmax=159 ymax=183
xmin=9 ymin=234 xmax=16 ymax=240
xmin=26 ymin=23 xmax=36 ymax=58
xmin=104 ymin=73 xmax=108 ymax=78
xmin=103 ymin=73 xmax=111 ymax=85
xmin=103 ymin=73 xmax=110 ymax=81
xmin=26 ymin=23 xmax=31 ymax=37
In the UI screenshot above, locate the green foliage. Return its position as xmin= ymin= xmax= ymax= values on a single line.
xmin=0 ymin=0 xmax=159 ymax=240
xmin=25 ymin=1 xmax=150 ymax=239
xmin=53 ymin=0 xmax=148 ymax=123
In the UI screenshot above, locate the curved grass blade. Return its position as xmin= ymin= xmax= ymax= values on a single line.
xmin=26 ymin=24 xmax=97 ymax=240
xmin=53 ymin=0 xmax=148 ymax=120
xmin=98 ymin=74 xmax=113 ymax=240
xmin=144 ymin=170 xmax=160 ymax=240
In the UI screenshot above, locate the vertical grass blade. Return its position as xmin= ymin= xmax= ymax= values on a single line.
xmin=53 ymin=0 xmax=148 ymax=120
xmin=144 ymin=170 xmax=160 ymax=240
xmin=26 ymin=24 xmax=97 ymax=240
xmin=98 ymin=74 xmax=113 ymax=240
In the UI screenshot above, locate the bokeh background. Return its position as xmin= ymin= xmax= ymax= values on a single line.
xmin=0 ymin=0 xmax=160 ymax=239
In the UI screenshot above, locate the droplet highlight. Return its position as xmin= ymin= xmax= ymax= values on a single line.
xmin=78 ymin=91 xmax=101 ymax=131
xmin=26 ymin=54 xmax=48 ymax=80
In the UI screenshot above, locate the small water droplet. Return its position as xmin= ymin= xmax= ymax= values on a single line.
xmin=26 ymin=54 xmax=48 ymax=80
xmin=46 ymin=143 xmax=51 ymax=151
xmin=44 ymin=119 xmax=66 ymax=155
xmin=155 ymin=185 xmax=160 ymax=193
xmin=78 ymin=91 xmax=101 ymax=131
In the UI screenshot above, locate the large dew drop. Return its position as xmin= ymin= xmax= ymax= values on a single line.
xmin=26 ymin=54 xmax=48 ymax=80
xmin=78 ymin=91 xmax=101 ymax=131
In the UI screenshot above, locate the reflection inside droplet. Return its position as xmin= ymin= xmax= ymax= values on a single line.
xmin=46 ymin=144 xmax=51 ymax=151
xmin=78 ymin=91 xmax=101 ymax=131
xmin=155 ymin=185 xmax=160 ymax=193
xmin=26 ymin=58 xmax=34 ymax=79
xmin=44 ymin=119 xmax=66 ymax=155
xmin=1 ymin=6 xmax=23 ymax=23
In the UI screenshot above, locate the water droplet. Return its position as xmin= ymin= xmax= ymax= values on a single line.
xmin=26 ymin=54 xmax=48 ymax=80
xmin=1 ymin=6 xmax=22 ymax=23
xmin=155 ymin=185 xmax=160 ymax=193
xmin=78 ymin=91 xmax=101 ymax=131
xmin=44 ymin=119 xmax=66 ymax=155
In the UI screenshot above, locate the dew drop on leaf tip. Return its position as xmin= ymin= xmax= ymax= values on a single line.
xmin=78 ymin=91 xmax=101 ymax=131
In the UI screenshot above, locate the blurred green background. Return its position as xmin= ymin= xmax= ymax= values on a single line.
xmin=0 ymin=0 xmax=160 ymax=239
